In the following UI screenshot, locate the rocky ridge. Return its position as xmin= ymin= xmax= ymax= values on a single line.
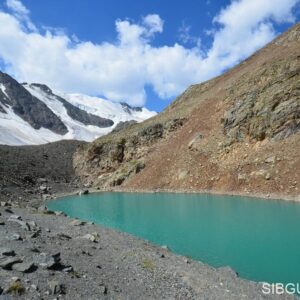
xmin=0 ymin=72 xmax=68 ymax=135
xmin=74 ymin=23 xmax=300 ymax=199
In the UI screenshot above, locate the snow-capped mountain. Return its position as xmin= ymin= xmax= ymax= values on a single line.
xmin=0 ymin=71 xmax=156 ymax=145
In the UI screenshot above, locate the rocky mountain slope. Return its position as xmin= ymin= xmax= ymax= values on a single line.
xmin=0 ymin=73 xmax=156 ymax=145
xmin=0 ymin=140 xmax=85 ymax=204
xmin=74 ymin=23 xmax=300 ymax=199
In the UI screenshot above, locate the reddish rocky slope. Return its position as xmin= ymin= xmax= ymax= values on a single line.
xmin=74 ymin=23 xmax=300 ymax=199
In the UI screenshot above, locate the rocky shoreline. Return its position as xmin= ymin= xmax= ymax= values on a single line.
xmin=0 ymin=200 xmax=297 ymax=299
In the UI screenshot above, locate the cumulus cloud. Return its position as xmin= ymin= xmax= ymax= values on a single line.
xmin=0 ymin=0 xmax=299 ymax=106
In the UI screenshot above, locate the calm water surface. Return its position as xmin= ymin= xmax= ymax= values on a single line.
xmin=47 ymin=192 xmax=300 ymax=285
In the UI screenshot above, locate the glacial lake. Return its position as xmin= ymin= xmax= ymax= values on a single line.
xmin=47 ymin=192 xmax=300 ymax=285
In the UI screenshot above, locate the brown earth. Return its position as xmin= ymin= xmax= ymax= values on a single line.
xmin=74 ymin=23 xmax=300 ymax=200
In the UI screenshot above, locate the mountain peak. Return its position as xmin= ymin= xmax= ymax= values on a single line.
xmin=0 ymin=74 xmax=156 ymax=145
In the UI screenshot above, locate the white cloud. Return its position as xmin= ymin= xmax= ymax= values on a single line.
xmin=0 ymin=0 xmax=299 ymax=106
xmin=5 ymin=0 xmax=36 ymax=31
xmin=6 ymin=0 xmax=28 ymax=16
xmin=178 ymin=21 xmax=201 ymax=47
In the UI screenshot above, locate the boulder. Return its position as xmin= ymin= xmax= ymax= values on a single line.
xmin=12 ymin=262 xmax=35 ymax=273
xmin=37 ymin=253 xmax=61 ymax=269
xmin=69 ymin=219 xmax=85 ymax=226
xmin=0 ymin=248 xmax=15 ymax=257
xmin=79 ymin=189 xmax=89 ymax=195
xmin=48 ymin=280 xmax=65 ymax=295
xmin=0 ymin=257 xmax=22 ymax=270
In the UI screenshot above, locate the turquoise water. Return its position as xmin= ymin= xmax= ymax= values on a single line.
xmin=47 ymin=192 xmax=300 ymax=285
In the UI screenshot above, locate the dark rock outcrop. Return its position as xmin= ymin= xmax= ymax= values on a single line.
xmin=29 ymin=83 xmax=114 ymax=128
xmin=121 ymin=102 xmax=143 ymax=114
xmin=112 ymin=120 xmax=137 ymax=133
xmin=222 ymin=46 xmax=300 ymax=143
xmin=0 ymin=72 xmax=68 ymax=135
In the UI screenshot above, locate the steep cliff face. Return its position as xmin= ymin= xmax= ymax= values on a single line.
xmin=0 ymin=72 xmax=68 ymax=135
xmin=74 ymin=23 xmax=300 ymax=198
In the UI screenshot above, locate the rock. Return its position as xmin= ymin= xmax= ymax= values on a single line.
xmin=251 ymin=169 xmax=271 ymax=180
xmin=37 ymin=178 xmax=47 ymax=184
xmin=63 ymin=266 xmax=73 ymax=273
xmin=8 ymin=215 xmax=21 ymax=221
xmin=69 ymin=219 xmax=85 ymax=226
xmin=0 ymin=257 xmax=22 ymax=270
xmin=188 ymin=133 xmax=204 ymax=149
xmin=37 ymin=205 xmax=48 ymax=213
xmin=0 ymin=248 xmax=15 ymax=257
xmin=57 ymin=233 xmax=72 ymax=240
xmin=37 ymin=253 xmax=61 ymax=269
xmin=12 ymin=262 xmax=35 ymax=273
xmin=79 ymin=189 xmax=89 ymax=195
xmin=237 ymin=173 xmax=247 ymax=181
xmin=139 ymin=123 xmax=164 ymax=141
xmin=55 ymin=211 xmax=66 ymax=216
xmin=8 ymin=219 xmax=30 ymax=231
xmin=135 ymin=162 xmax=145 ymax=174
xmin=217 ymin=266 xmax=239 ymax=278
xmin=8 ymin=233 xmax=22 ymax=241
xmin=265 ymin=156 xmax=276 ymax=164
xmin=0 ymin=201 xmax=9 ymax=207
xmin=99 ymin=285 xmax=108 ymax=295
xmin=82 ymin=232 xmax=99 ymax=242
xmin=28 ymin=230 xmax=40 ymax=238
xmin=39 ymin=185 xmax=48 ymax=193
xmin=4 ymin=208 xmax=13 ymax=214
xmin=0 ymin=221 xmax=5 ymax=226
xmin=27 ymin=221 xmax=37 ymax=229
xmin=265 ymin=173 xmax=271 ymax=180
xmin=112 ymin=120 xmax=137 ymax=133
xmin=30 ymin=284 xmax=38 ymax=291
xmin=178 ymin=170 xmax=188 ymax=180
xmin=161 ymin=245 xmax=170 ymax=251
xmin=48 ymin=280 xmax=65 ymax=295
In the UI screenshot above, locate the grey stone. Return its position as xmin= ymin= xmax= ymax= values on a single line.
xmin=37 ymin=253 xmax=61 ymax=269
xmin=265 ymin=156 xmax=276 ymax=164
xmin=37 ymin=205 xmax=48 ymax=213
xmin=54 ymin=211 xmax=66 ymax=216
xmin=79 ymin=189 xmax=89 ymax=195
xmin=69 ymin=219 xmax=85 ymax=226
xmin=48 ymin=280 xmax=65 ymax=295
xmin=99 ymin=285 xmax=108 ymax=295
xmin=0 ymin=248 xmax=15 ymax=257
xmin=8 ymin=233 xmax=22 ymax=241
xmin=12 ymin=262 xmax=35 ymax=273
xmin=8 ymin=219 xmax=30 ymax=231
xmin=63 ymin=266 xmax=73 ymax=273
xmin=7 ymin=215 xmax=21 ymax=221
xmin=0 ymin=257 xmax=22 ymax=270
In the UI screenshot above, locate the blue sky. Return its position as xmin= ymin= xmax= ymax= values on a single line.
xmin=0 ymin=0 xmax=299 ymax=111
